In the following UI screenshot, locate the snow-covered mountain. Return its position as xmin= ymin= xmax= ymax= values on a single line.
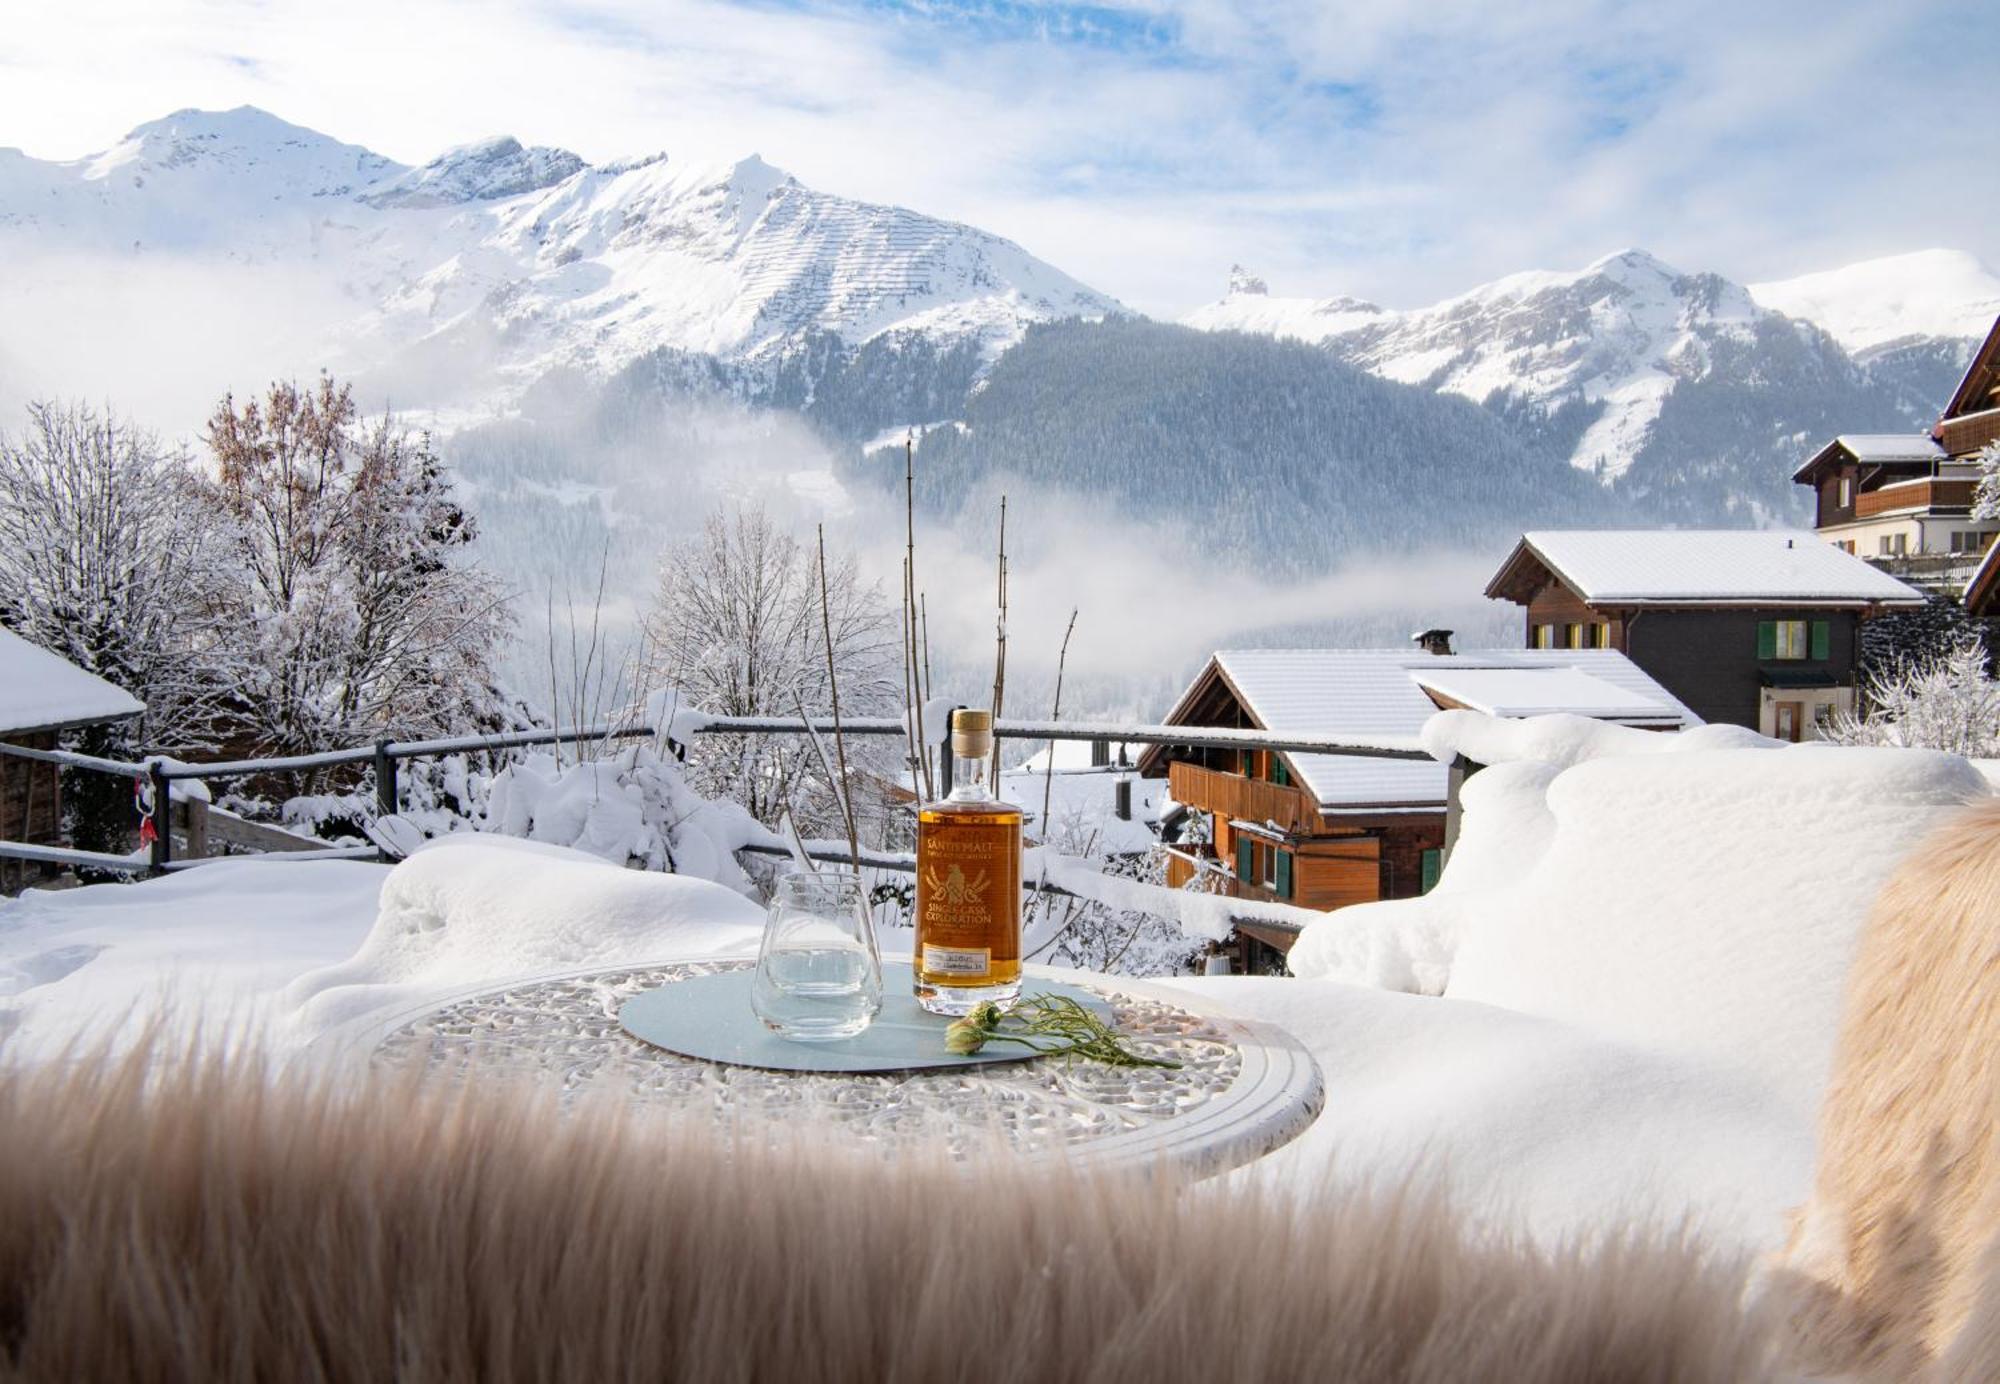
xmin=0 ymin=107 xmax=1121 ymax=404
xmin=1184 ymin=248 xmax=1985 ymax=518
xmin=1749 ymin=249 xmax=2000 ymax=356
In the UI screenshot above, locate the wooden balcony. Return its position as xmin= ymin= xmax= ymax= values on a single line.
xmin=1168 ymin=760 xmax=1317 ymax=833
xmin=1940 ymin=409 xmax=2000 ymax=459
xmin=1854 ymin=477 xmax=1976 ymax=518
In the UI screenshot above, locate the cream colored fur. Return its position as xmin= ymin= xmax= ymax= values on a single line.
xmin=0 ymin=1042 xmax=1786 ymax=1382
xmin=1776 ymin=796 xmax=2000 ymax=1379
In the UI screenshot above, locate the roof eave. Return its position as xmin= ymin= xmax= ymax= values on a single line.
xmin=0 ymin=707 xmax=143 ymax=739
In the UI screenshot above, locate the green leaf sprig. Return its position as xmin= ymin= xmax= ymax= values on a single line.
xmin=943 ymin=996 xmax=1180 ymax=1069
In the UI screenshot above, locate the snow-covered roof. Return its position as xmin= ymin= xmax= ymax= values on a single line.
xmin=1793 ymin=433 xmax=1947 ymax=481
xmin=1410 ymin=667 xmax=1673 ymax=721
xmin=1492 ymin=530 xmax=1927 ymax=607
xmin=1189 ymin=649 xmax=1696 ymax=812
xmin=1832 ymin=434 xmax=1949 ymax=463
xmin=0 ymin=626 xmax=145 ymax=736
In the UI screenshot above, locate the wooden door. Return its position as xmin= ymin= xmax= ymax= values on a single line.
xmin=1775 ymin=701 xmax=1802 ymax=742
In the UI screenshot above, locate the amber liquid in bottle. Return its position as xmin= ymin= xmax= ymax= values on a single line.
xmin=914 ymin=712 xmax=1022 ymax=1015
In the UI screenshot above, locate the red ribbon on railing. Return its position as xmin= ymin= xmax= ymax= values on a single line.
xmin=134 ymin=776 xmax=157 ymax=845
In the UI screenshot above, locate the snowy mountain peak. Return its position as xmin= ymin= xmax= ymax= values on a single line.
xmin=0 ymin=106 xmax=1120 ymax=393
xmin=86 ymin=105 xmax=400 ymax=192
xmin=1227 ymin=264 xmax=1269 ymax=296
xmin=1188 ymin=248 xmax=1799 ymax=482
xmin=363 ymin=134 xmax=584 ymax=208
xmin=1585 ymin=246 xmax=1678 ymax=279
xmin=1750 ymin=249 xmax=2000 ymax=354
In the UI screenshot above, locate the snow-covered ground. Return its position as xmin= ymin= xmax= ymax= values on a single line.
xmin=2 ymin=712 xmax=1986 ymax=1256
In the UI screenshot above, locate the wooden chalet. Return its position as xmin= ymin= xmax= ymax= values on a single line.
xmin=1795 ymin=313 xmax=2000 ymax=577
xmin=0 ymin=625 xmax=145 ymax=890
xmin=1485 ymin=530 xmax=1926 ymax=738
xmin=1136 ymin=641 xmax=1694 ymax=957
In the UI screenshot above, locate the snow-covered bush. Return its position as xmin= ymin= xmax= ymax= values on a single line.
xmin=1972 ymin=439 xmax=2000 ymax=520
xmin=1825 ymin=633 xmax=2000 ymax=757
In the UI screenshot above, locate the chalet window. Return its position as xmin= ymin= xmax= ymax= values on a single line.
xmin=1591 ymin=623 xmax=1611 ymax=649
xmin=1261 ymin=841 xmax=1276 ymax=889
xmin=1566 ymin=623 xmax=1585 ymax=649
xmin=1878 ymin=534 xmax=1908 ymax=557
xmin=1420 ymin=848 xmax=1441 ymax=894
xmin=1270 ymin=757 xmax=1291 ymax=788
xmin=1838 ymin=477 xmax=1852 ymax=507
xmin=1274 ymin=849 xmax=1294 ymax=900
xmin=1532 ymin=623 xmax=1555 ymax=649
xmin=1757 ymin=620 xmax=1825 ymax=660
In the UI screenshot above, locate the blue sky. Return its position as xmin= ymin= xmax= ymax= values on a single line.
xmin=4 ymin=0 xmax=1996 ymax=313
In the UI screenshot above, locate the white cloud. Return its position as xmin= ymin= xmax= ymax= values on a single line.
xmin=1 ymin=0 xmax=1994 ymax=314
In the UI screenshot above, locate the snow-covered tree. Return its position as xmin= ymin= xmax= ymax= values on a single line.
xmin=1973 ymin=440 xmax=2000 ymax=520
xmin=201 ymin=376 xmax=513 ymax=765
xmin=0 ymin=401 xmax=234 ymax=851
xmin=1825 ymin=632 xmax=2000 ymax=757
xmin=645 ymin=504 xmax=900 ymax=838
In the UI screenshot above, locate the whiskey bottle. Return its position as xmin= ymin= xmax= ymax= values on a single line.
xmin=914 ymin=708 xmax=1022 ymax=1015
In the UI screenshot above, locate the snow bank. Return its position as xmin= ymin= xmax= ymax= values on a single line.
xmin=1156 ymin=975 xmax=1814 ymax=1252
xmin=284 ymin=835 xmax=765 ymax=1037
xmin=1444 ymin=745 xmax=1985 ymax=1111
xmin=1287 ymin=761 xmax=1559 ymax=992
xmin=1300 ymin=714 xmax=1989 ymax=1115
xmin=0 ymin=859 xmax=387 ymax=1059
xmin=1421 ymin=709 xmax=1777 ymax=769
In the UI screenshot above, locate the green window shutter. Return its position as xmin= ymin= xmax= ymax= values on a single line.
xmin=1236 ymin=839 xmax=1253 ymax=882
xmin=1275 ymin=849 xmax=1293 ymax=900
xmin=1810 ymin=621 xmax=1830 ymax=660
xmin=1420 ymin=848 xmax=1441 ymax=894
xmin=1272 ymin=758 xmax=1290 ymax=787
xmin=1756 ymin=621 xmax=1777 ymax=659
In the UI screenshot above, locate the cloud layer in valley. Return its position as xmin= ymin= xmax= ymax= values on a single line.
xmin=2 ymin=1 xmax=1995 ymax=315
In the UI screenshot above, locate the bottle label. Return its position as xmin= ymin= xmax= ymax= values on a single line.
xmin=922 ymin=944 xmax=991 ymax=976
xmin=916 ymin=813 xmax=1022 ymax=982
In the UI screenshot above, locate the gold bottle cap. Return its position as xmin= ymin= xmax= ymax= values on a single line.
xmin=951 ymin=707 xmax=994 ymax=757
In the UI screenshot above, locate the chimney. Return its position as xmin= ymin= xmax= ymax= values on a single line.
xmin=1412 ymin=628 xmax=1455 ymax=657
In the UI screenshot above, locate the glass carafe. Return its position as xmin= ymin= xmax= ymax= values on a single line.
xmin=750 ymin=868 xmax=883 ymax=1042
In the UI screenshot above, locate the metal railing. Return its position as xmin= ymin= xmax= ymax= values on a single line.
xmin=0 ymin=712 xmax=1439 ymax=940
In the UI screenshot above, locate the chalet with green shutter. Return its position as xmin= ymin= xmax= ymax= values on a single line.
xmin=1485 ymin=530 xmax=1926 ymax=739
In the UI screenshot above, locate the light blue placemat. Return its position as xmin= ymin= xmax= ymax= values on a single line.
xmin=619 ymin=962 xmax=1113 ymax=1074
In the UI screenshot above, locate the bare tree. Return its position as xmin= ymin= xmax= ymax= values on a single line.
xmin=0 ymin=400 xmax=233 ymax=851
xmin=200 ymin=376 xmax=513 ymax=765
xmin=645 ymin=504 xmax=899 ymax=838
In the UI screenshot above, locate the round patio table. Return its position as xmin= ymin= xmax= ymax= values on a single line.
xmin=351 ymin=958 xmax=1323 ymax=1178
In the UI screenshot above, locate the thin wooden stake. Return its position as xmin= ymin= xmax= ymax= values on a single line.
xmin=904 ymin=435 xmax=932 ymax=801
xmin=989 ymin=494 xmax=1008 ymax=785
xmin=920 ymin=592 xmax=933 ymax=706
xmin=1041 ymin=607 xmax=1078 ymax=842
xmin=816 ymin=525 xmax=860 ymax=868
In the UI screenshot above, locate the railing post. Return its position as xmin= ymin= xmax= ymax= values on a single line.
xmin=373 ymin=739 xmax=398 ymax=818
xmin=185 ymin=798 xmax=210 ymax=860
xmin=148 ymin=761 xmax=172 ymax=875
